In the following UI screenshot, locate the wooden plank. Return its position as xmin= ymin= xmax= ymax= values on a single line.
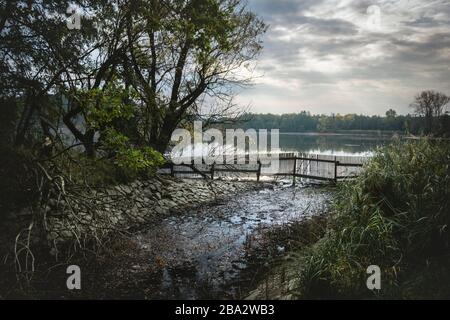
xmin=172 ymin=171 xmax=213 ymax=175
xmin=294 ymin=173 xmax=336 ymax=182
xmin=337 ymin=163 xmax=364 ymax=167
xmin=274 ymin=173 xmax=335 ymax=182
xmin=298 ymin=157 xmax=337 ymax=164
xmin=214 ymin=168 xmax=259 ymax=173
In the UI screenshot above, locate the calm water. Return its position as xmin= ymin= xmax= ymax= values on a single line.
xmin=170 ymin=131 xmax=398 ymax=161
xmin=279 ymin=132 xmax=398 ymax=156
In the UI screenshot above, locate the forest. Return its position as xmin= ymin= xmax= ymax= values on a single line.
xmin=236 ymin=109 xmax=450 ymax=135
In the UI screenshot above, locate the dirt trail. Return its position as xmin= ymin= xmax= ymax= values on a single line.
xmin=118 ymin=183 xmax=331 ymax=299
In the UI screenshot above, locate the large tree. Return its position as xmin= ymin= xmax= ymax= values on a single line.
xmin=1 ymin=0 xmax=266 ymax=158
xmin=0 ymin=1 xmax=99 ymax=147
xmin=121 ymin=0 xmax=267 ymax=153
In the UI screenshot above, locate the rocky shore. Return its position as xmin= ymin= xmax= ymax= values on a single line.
xmin=11 ymin=176 xmax=269 ymax=249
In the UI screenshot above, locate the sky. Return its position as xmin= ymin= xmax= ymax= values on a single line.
xmin=236 ymin=0 xmax=450 ymax=115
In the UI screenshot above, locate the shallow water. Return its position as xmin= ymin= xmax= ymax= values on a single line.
xmin=279 ymin=132 xmax=397 ymax=156
xmin=133 ymin=183 xmax=330 ymax=299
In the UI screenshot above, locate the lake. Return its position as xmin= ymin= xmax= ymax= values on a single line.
xmin=278 ymin=132 xmax=399 ymax=156
xmin=168 ymin=131 xmax=399 ymax=163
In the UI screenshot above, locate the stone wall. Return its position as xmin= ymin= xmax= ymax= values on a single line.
xmin=44 ymin=176 xmax=267 ymax=248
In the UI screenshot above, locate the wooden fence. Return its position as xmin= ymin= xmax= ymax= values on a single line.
xmin=159 ymin=153 xmax=368 ymax=184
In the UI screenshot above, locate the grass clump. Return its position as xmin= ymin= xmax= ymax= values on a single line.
xmin=295 ymin=138 xmax=450 ymax=299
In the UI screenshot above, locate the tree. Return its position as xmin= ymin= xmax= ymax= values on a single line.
xmin=60 ymin=3 xmax=131 ymax=158
xmin=411 ymin=90 xmax=450 ymax=134
xmin=0 ymin=1 xmax=99 ymax=147
xmin=122 ymin=0 xmax=267 ymax=153
xmin=1 ymin=0 xmax=266 ymax=160
xmin=386 ymin=109 xmax=397 ymax=118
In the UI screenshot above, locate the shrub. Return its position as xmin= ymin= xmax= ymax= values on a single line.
xmin=296 ymin=138 xmax=450 ymax=298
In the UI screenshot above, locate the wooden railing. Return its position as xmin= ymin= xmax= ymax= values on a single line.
xmin=272 ymin=156 xmax=364 ymax=184
xmin=160 ymin=154 xmax=366 ymax=184
xmin=161 ymin=161 xmax=263 ymax=181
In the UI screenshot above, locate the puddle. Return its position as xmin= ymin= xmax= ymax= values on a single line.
xmin=133 ymin=183 xmax=331 ymax=299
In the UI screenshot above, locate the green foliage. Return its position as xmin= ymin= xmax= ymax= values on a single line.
xmin=114 ymin=144 xmax=165 ymax=180
xmin=77 ymin=85 xmax=135 ymax=130
xmin=73 ymin=84 xmax=165 ymax=181
xmin=100 ymin=127 xmax=164 ymax=181
xmin=295 ymin=139 xmax=450 ymax=298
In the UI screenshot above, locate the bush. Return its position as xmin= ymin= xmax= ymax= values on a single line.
xmin=296 ymin=138 xmax=450 ymax=298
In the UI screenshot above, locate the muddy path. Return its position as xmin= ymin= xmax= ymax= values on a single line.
xmin=96 ymin=182 xmax=332 ymax=300
xmin=9 ymin=182 xmax=331 ymax=299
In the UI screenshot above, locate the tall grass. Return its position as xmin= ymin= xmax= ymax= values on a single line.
xmin=295 ymin=138 xmax=450 ymax=299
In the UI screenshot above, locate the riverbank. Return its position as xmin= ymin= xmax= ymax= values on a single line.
xmin=2 ymin=176 xmax=266 ymax=245
xmin=0 ymin=177 xmax=332 ymax=299
xmin=0 ymin=176 xmax=270 ymax=297
xmin=249 ymin=139 xmax=450 ymax=299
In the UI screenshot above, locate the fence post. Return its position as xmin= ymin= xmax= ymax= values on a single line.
xmin=316 ymin=154 xmax=319 ymax=173
xmin=211 ymin=162 xmax=215 ymax=180
xmin=292 ymin=157 xmax=297 ymax=186
xmin=334 ymin=156 xmax=338 ymax=183
xmin=257 ymin=160 xmax=262 ymax=182
xmin=170 ymin=162 xmax=175 ymax=177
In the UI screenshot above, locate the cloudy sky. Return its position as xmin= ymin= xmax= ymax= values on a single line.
xmin=236 ymin=0 xmax=450 ymax=115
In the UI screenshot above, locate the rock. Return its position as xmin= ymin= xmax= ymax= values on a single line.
xmin=38 ymin=176 xmax=269 ymax=248
xmin=120 ymin=185 xmax=132 ymax=194
xmin=155 ymin=206 xmax=165 ymax=215
xmin=167 ymin=201 xmax=177 ymax=207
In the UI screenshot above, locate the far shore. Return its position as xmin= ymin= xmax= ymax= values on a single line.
xmin=278 ymin=131 xmax=450 ymax=140
xmin=278 ymin=130 xmax=400 ymax=136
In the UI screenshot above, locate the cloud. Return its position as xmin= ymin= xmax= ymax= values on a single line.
xmin=240 ymin=0 xmax=450 ymax=115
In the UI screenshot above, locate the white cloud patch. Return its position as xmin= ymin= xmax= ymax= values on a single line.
xmin=241 ymin=0 xmax=450 ymax=115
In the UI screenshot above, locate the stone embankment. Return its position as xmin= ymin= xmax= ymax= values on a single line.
xmin=38 ymin=176 xmax=268 ymax=246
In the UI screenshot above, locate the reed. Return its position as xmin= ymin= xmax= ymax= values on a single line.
xmin=294 ymin=138 xmax=450 ymax=298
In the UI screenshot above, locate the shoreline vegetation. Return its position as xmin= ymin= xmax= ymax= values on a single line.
xmin=248 ymin=138 xmax=450 ymax=299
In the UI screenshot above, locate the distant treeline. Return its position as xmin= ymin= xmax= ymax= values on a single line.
xmin=234 ymin=110 xmax=450 ymax=135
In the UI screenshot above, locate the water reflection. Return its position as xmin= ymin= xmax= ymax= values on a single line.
xmin=279 ymin=132 xmax=397 ymax=156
